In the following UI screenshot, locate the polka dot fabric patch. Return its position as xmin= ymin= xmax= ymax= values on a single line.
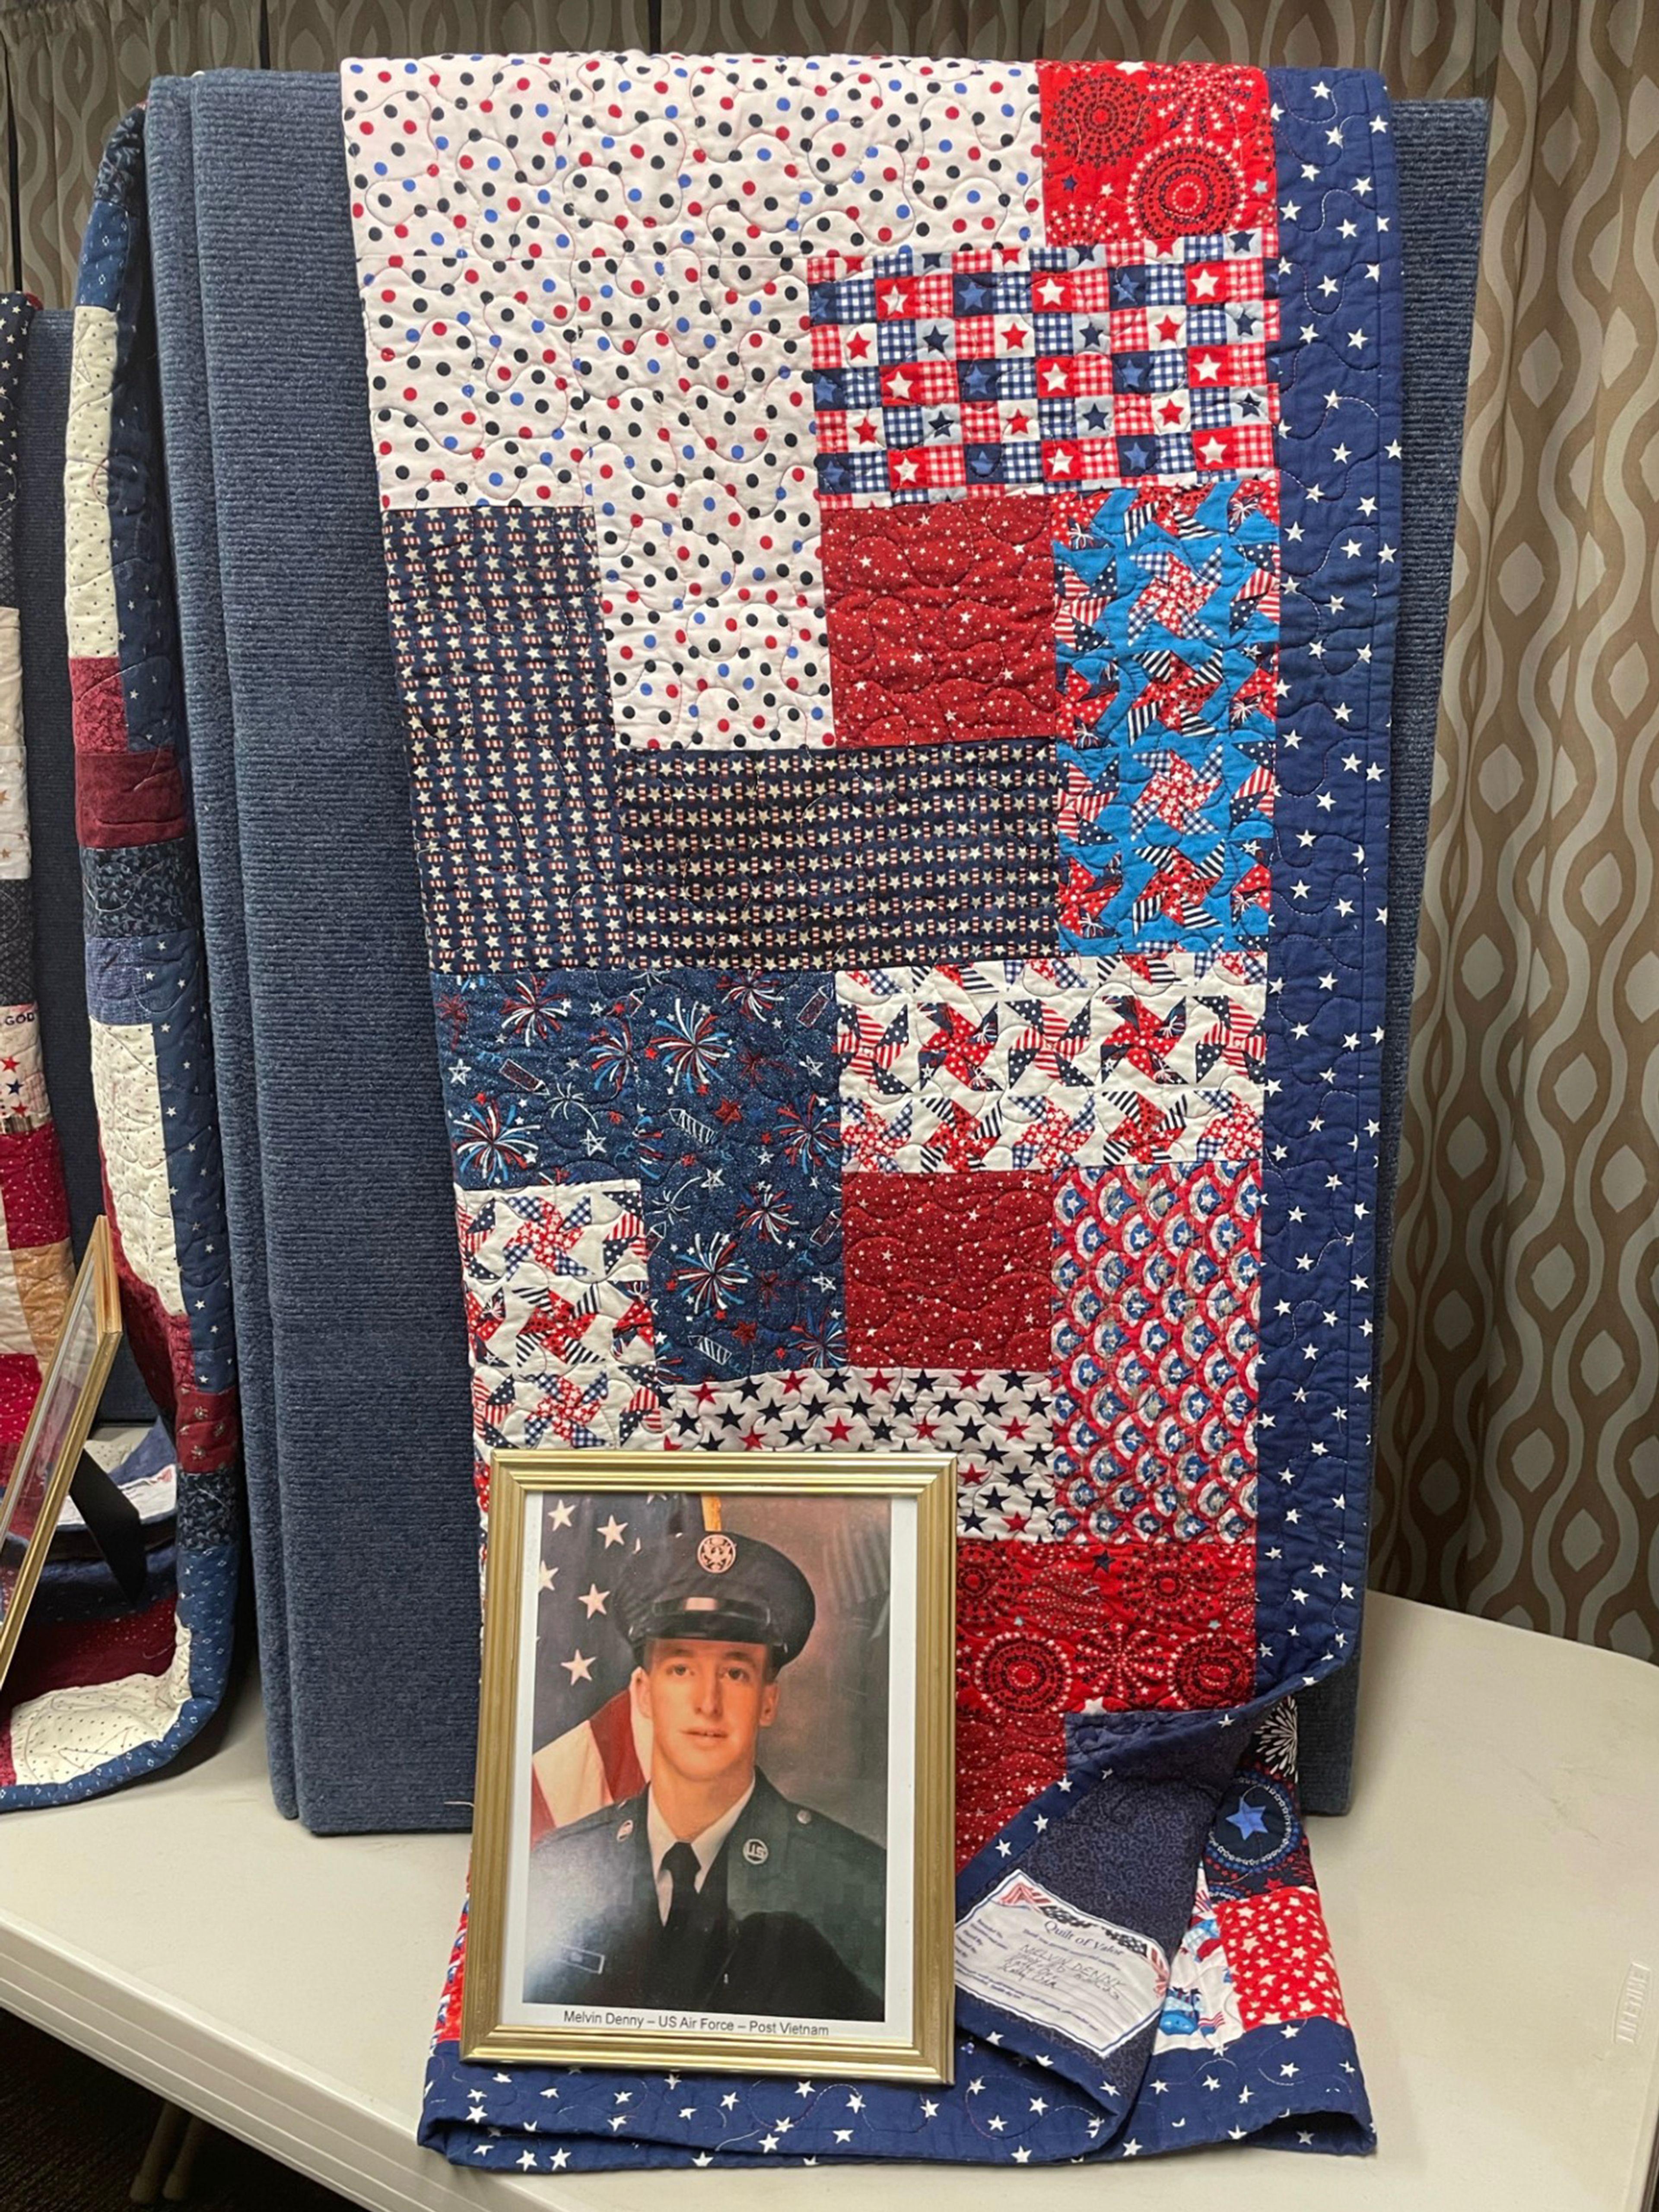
xmin=343 ymin=51 xmax=1044 ymax=751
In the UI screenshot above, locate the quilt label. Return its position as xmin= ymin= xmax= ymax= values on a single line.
xmin=954 ymin=1871 xmax=1169 ymax=2056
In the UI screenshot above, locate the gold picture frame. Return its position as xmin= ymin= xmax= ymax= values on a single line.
xmin=466 ymin=1448 xmax=957 ymax=2083
xmin=0 ymin=1218 xmax=124 ymax=1693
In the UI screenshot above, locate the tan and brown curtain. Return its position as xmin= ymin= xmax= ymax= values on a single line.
xmin=3 ymin=0 xmax=1655 ymax=1662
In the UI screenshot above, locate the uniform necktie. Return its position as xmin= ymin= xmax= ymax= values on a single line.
xmin=661 ymin=1840 xmax=701 ymax=1937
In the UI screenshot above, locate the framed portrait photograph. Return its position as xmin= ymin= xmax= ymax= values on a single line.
xmin=0 ymin=1217 xmax=124 ymax=1691
xmin=465 ymin=1448 xmax=956 ymax=2083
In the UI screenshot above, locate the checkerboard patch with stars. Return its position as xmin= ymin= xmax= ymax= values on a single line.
xmin=343 ymin=53 xmax=1400 ymax=2169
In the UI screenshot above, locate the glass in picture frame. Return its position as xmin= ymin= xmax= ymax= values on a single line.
xmin=464 ymin=1447 xmax=957 ymax=2084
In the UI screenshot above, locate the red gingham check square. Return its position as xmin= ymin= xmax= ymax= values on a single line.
xmin=920 ymin=445 xmax=967 ymax=490
xmin=883 ymin=360 xmax=957 ymax=405
xmin=1211 ymin=344 xmax=1271 ymax=387
xmin=1043 ymin=436 xmax=1119 ymax=484
xmin=1068 ymin=354 xmax=1115 ymax=400
xmin=875 ymin=275 xmax=921 ymax=318
xmin=1059 ymin=266 xmax=1115 ymax=314
xmin=1198 ymin=423 xmax=1279 ymax=469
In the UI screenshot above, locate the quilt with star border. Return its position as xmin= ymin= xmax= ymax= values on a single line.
xmin=340 ymin=53 xmax=1398 ymax=2165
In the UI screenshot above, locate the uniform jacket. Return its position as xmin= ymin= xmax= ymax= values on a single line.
xmin=522 ymin=1768 xmax=886 ymax=2020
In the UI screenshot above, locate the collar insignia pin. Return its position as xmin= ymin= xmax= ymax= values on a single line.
xmin=743 ymin=1837 xmax=768 ymax=1865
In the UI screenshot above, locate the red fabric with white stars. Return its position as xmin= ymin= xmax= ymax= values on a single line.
xmin=844 ymin=1171 xmax=1053 ymax=1367
xmin=1217 ymin=1883 xmax=1349 ymax=2030
xmin=821 ymin=499 xmax=1063 ymax=747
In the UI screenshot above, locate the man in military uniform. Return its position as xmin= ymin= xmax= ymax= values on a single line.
xmin=523 ymin=1527 xmax=886 ymax=2020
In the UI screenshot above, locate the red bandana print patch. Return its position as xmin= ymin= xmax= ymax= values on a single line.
xmin=1039 ymin=62 xmax=1276 ymax=248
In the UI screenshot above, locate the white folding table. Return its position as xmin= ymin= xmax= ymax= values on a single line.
xmin=0 ymin=1591 xmax=1654 ymax=2210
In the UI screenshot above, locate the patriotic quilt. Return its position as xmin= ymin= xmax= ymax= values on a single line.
xmin=0 ymin=116 xmax=244 ymax=1808
xmin=0 ymin=297 xmax=78 ymax=1492
xmin=341 ymin=52 xmax=1399 ymax=2163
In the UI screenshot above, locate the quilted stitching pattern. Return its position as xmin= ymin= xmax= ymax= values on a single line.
xmin=843 ymin=1169 xmax=1052 ymax=1367
xmin=1053 ymin=1160 xmax=1260 ymax=1544
xmin=821 ymin=498 xmax=1062 ymax=746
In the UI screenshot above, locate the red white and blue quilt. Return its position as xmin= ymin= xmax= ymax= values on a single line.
xmin=0 ymin=126 xmax=240 ymax=1808
xmin=342 ymin=51 xmax=1399 ymax=2164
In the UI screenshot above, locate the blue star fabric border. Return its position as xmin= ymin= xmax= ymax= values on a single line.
xmin=1252 ymin=69 xmax=1402 ymax=1691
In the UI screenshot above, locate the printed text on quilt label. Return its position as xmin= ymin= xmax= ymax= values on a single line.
xmin=954 ymin=1872 xmax=1170 ymax=2056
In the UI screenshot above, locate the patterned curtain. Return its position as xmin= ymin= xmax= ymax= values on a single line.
xmin=0 ymin=0 xmax=1654 ymax=1658
xmin=1373 ymin=0 xmax=1659 ymax=1658
xmin=0 ymin=0 xmax=263 ymax=303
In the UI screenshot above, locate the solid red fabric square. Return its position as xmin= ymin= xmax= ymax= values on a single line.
xmin=843 ymin=1170 xmax=1054 ymax=1367
xmin=822 ymin=497 xmax=1064 ymax=748
xmin=0 ymin=1352 xmax=39 ymax=1448
xmin=67 ymin=656 xmax=129 ymax=752
xmin=73 ymin=742 xmax=188 ymax=848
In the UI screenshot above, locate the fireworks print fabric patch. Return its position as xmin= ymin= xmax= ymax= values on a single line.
xmin=340 ymin=52 xmax=1401 ymax=2169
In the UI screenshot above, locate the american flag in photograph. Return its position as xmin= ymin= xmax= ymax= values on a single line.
xmin=528 ymin=1490 xmax=694 ymax=1842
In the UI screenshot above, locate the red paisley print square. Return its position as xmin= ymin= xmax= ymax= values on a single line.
xmin=822 ymin=499 xmax=1064 ymax=749
xmin=843 ymin=1170 xmax=1053 ymax=1365
xmin=1039 ymin=61 xmax=1276 ymax=247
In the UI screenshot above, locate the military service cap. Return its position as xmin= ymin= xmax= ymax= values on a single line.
xmin=614 ymin=1529 xmax=817 ymax=1668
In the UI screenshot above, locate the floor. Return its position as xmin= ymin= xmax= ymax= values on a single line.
xmin=0 ymin=2008 xmax=351 ymax=2209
